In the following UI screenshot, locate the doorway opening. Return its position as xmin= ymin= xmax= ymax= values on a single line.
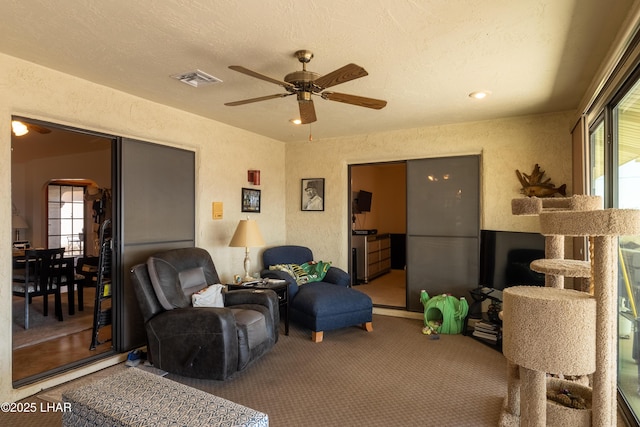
xmin=11 ymin=116 xmax=115 ymax=386
xmin=349 ymin=161 xmax=407 ymax=309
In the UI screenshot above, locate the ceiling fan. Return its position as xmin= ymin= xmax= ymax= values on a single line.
xmin=225 ymin=50 xmax=387 ymax=124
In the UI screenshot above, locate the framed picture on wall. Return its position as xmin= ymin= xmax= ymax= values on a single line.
xmin=241 ymin=188 xmax=261 ymax=213
xmin=301 ymin=178 xmax=324 ymax=211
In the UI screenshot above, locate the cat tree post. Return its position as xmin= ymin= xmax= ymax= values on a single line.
xmin=505 ymin=361 xmax=520 ymax=417
xmin=592 ymin=235 xmax=617 ymax=427
xmin=545 ymin=235 xmax=564 ymax=289
xmin=537 ymin=209 xmax=640 ymax=427
xmin=520 ymin=366 xmax=546 ymax=427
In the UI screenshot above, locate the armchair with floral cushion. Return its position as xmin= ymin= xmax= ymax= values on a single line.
xmin=261 ymin=245 xmax=373 ymax=342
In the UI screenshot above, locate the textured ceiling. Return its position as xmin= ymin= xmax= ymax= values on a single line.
xmin=0 ymin=0 xmax=636 ymax=142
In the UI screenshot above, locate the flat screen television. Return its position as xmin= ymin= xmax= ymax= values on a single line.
xmin=478 ymin=229 xmax=546 ymax=290
xmin=356 ymin=190 xmax=372 ymax=212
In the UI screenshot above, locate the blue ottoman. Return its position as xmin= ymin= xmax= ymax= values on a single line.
xmin=291 ymin=282 xmax=373 ymax=342
xmin=261 ymin=245 xmax=374 ymax=343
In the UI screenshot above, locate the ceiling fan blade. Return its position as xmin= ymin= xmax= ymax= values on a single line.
xmin=313 ymin=63 xmax=368 ymax=90
xmin=322 ymin=92 xmax=387 ymax=109
xmin=27 ymin=123 xmax=51 ymax=134
xmin=228 ymin=65 xmax=296 ymax=90
xmin=225 ymin=93 xmax=291 ymax=106
xmin=299 ymin=100 xmax=317 ymax=124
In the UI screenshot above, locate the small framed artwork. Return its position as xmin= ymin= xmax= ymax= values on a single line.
xmin=241 ymin=188 xmax=261 ymax=213
xmin=301 ymin=178 xmax=324 ymax=211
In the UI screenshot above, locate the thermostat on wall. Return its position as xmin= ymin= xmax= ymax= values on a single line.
xmin=212 ymin=202 xmax=223 ymax=220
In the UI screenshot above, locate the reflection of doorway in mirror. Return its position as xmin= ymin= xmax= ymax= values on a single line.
xmin=11 ymin=116 xmax=114 ymax=385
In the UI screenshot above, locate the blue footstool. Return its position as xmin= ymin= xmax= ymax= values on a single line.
xmin=262 ymin=245 xmax=373 ymax=342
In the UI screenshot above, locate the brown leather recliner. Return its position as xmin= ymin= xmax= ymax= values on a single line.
xmin=130 ymin=247 xmax=278 ymax=380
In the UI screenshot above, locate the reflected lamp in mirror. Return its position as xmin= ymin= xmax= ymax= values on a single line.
xmin=11 ymin=120 xmax=28 ymax=137
xmin=12 ymin=214 xmax=29 ymax=241
xmin=229 ymin=217 xmax=265 ymax=281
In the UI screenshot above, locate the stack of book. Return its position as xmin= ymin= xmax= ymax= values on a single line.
xmin=472 ymin=320 xmax=501 ymax=344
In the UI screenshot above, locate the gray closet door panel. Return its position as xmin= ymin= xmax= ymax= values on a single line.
xmin=407 ymin=156 xmax=479 ymax=237
xmin=121 ymin=140 xmax=195 ymax=245
xmin=116 ymin=138 xmax=195 ymax=351
xmin=406 ymin=155 xmax=480 ymax=312
xmin=406 ymin=236 xmax=478 ymax=311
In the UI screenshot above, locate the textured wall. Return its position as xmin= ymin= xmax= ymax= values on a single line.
xmin=0 ymin=51 xmax=573 ymax=403
xmin=285 ymin=112 xmax=574 ymax=270
xmin=0 ymin=53 xmax=285 ymax=402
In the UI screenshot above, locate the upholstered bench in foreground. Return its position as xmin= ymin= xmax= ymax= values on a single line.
xmin=62 ymin=367 xmax=268 ymax=426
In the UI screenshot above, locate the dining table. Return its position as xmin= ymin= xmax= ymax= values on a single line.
xmin=12 ymin=249 xmax=79 ymax=316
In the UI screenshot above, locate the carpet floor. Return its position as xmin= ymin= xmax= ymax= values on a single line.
xmin=168 ymin=314 xmax=508 ymax=427
xmin=10 ymin=314 xmax=509 ymax=426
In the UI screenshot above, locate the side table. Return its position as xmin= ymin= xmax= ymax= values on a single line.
xmin=227 ymin=281 xmax=289 ymax=335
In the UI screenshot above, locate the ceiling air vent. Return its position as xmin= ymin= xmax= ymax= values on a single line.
xmin=171 ymin=69 xmax=222 ymax=87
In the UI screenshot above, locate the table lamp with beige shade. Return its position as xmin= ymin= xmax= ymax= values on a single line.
xmin=229 ymin=217 xmax=265 ymax=282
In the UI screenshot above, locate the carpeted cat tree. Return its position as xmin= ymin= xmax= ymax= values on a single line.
xmin=500 ymin=195 xmax=640 ymax=427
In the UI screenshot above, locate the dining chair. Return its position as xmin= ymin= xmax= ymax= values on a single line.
xmin=75 ymin=256 xmax=99 ymax=311
xmin=12 ymin=248 xmax=65 ymax=329
xmin=58 ymin=257 xmax=82 ymax=315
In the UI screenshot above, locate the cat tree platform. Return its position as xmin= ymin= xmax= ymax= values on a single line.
xmin=530 ymin=259 xmax=591 ymax=278
xmin=511 ymin=195 xmax=603 ymax=216
xmin=503 ymin=286 xmax=596 ymax=375
xmin=503 ymin=286 xmax=596 ymax=427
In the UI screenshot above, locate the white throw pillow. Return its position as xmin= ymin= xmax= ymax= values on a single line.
xmin=192 ymin=284 xmax=224 ymax=308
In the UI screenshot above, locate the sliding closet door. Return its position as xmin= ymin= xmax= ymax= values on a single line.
xmin=406 ymin=156 xmax=480 ymax=311
xmin=114 ymin=138 xmax=195 ymax=351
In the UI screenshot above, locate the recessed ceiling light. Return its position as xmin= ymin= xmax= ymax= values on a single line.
xmin=290 ymin=119 xmax=302 ymax=125
xmin=469 ymin=91 xmax=491 ymax=100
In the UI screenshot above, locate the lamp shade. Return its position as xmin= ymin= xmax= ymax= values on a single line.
xmin=12 ymin=214 xmax=29 ymax=230
xmin=229 ymin=218 xmax=265 ymax=248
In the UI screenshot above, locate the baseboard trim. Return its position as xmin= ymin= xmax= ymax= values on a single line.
xmin=373 ymin=307 xmax=422 ymax=319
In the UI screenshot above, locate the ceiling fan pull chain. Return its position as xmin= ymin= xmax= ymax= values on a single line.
xmin=309 ymin=124 xmax=313 ymax=142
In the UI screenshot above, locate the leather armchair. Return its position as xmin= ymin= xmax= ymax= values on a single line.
xmin=130 ymin=247 xmax=278 ymax=380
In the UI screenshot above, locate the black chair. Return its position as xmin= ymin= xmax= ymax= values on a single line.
xmin=75 ymin=256 xmax=99 ymax=311
xmin=130 ymin=247 xmax=279 ymax=380
xmin=58 ymin=257 xmax=82 ymax=315
xmin=12 ymin=248 xmax=65 ymax=329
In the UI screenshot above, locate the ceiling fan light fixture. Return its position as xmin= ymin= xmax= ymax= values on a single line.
xmin=171 ymin=69 xmax=222 ymax=87
xmin=290 ymin=119 xmax=302 ymax=125
xmin=469 ymin=90 xmax=491 ymax=100
xmin=12 ymin=120 xmax=28 ymax=136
